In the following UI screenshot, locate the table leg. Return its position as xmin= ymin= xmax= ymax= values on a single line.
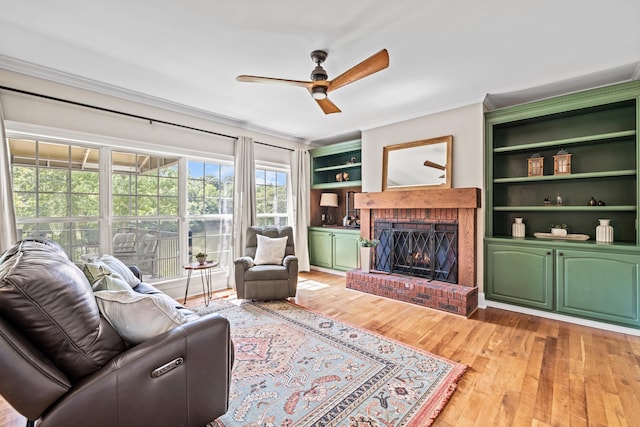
xmin=183 ymin=270 xmax=193 ymax=304
xmin=199 ymin=269 xmax=211 ymax=307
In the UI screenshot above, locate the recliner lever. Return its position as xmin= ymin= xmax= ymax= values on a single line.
xmin=151 ymin=357 xmax=184 ymax=378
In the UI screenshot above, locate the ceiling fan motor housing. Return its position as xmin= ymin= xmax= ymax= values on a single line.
xmin=310 ymin=65 xmax=328 ymax=81
xmin=310 ymin=50 xmax=329 ymax=81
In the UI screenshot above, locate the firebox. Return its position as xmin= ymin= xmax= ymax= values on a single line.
xmin=373 ymin=221 xmax=458 ymax=283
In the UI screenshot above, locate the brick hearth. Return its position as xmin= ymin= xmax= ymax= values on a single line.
xmin=346 ymin=270 xmax=478 ymax=317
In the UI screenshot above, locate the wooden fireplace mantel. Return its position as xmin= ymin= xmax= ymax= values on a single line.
xmin=354 ymin=187 xmax=481 ymax=287
xmin=354 ymin=187 xmax=480 ymax=210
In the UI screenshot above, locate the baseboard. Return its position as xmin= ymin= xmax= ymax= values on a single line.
xmin=309 ymin=266 xmax=347 ymax=277
xmin=478 ymin=292 xmax=640 ymax=337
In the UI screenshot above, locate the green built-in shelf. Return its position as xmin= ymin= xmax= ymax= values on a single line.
xmin=493 ymin=130 xmax=636 ymax=153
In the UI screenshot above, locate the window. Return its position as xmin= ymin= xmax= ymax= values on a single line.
xmin=111 ymin=151 xmax=180 ymax=280
xmin=10 ymin=139 xmax=101 ymax=262
xmin=8 ymin=133 xmax=292 ymax=285
xmin=187 ymin=160 xmax=234 ymax=269
xmin=255 ymin=167 xmax=289 ymax=226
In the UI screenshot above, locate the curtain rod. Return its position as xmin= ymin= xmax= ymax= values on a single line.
xmin=0 ymin=85 xmax=295 ymax=152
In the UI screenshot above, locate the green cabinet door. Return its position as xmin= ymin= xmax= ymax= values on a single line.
xmin=332 ymin=230 xmax=360 ymax=271
xmin=556 ymin=249 xmax=640 ymax=327
xmin=486 ymin=242 xmax=554 ymax=310
xmin=308 ymin=229 xmax=333 ymax=268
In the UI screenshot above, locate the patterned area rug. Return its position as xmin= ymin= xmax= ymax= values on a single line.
xmin=194 ymin=299 xmax=466 ymax=427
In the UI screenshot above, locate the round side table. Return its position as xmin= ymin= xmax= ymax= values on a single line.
xmin=183 ymin=261 xmax=219 ymax=306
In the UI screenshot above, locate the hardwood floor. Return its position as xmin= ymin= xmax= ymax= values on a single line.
xmin=3 ymin=270 xmax=639 ymax=426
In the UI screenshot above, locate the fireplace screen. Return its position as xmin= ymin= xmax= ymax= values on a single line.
xmin=373 ymin=222 xmax=458 ymax=283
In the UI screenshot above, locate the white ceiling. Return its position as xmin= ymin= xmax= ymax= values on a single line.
xmin=1 ymin=0 xmax=639 ymax=144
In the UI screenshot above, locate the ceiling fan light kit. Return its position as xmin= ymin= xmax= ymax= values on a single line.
xmin=311 ymin=86 xmax=328 ymax=100
xmin=236 ymin=48 xmax=389 ymax=114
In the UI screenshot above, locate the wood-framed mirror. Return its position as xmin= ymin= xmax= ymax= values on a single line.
xmin=382 ymin=135 xmax=452 ymax=191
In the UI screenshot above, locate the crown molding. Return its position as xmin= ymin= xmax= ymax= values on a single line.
xmin=0 ymin=55 xmax=306 ymax=144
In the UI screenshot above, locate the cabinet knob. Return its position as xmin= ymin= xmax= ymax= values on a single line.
xmin=558 ymin=252 xmax=564 ymax=256
xmin=546 ymin=251 xmax=551 ymax=255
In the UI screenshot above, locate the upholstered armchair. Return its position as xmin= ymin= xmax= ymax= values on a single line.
xmin=0 ymin=239 xmax=234 ymax=427
xmin=234 ymin=226 xmax=298 ymax=300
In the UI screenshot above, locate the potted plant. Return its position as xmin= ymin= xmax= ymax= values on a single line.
xmin=550 ymin=223 xmax=568 ymax=237
xmin=358 ymin=237 xmax=380 ymax=273
xmin=195 ymin=252 xmax=207 ymax=265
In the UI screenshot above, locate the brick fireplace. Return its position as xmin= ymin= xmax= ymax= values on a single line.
xmin=349 ymin=188 xmax=480 ymax=317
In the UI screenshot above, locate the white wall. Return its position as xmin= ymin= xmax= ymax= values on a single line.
xmin=361 ymin=103 xmax=485 ymax=291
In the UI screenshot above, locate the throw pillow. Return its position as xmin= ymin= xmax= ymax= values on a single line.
xmin=253 ymin=234 xmax=288 ymax=265
xmin=92 ymin=274 xmax=133 ymax=292
xmin=100 ymin=254 xmax=142 ymax=288
xmin=83 ymin=259 xmax=113 ymax=285
xmin=94 ymin=290 xmax=193 ymax=345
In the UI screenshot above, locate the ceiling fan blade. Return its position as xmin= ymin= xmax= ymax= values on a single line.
xmin=315 ymin=97 xmax=341 ymax=114
xmin=236 ymin=75 xmax=314 ymax=88
xmin=328 ymin=49 xmax=389 ymax=92
xmin=424 ymin=160 xmax=446 ymax=170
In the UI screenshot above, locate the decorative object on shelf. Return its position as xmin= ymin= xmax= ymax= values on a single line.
xmin=543 ymin=197 xmax=551 ymax=206
xmin=342 ymin=172 xmax=350 ymax=181
xmin=346 ymin=156 xmax=357 ymax=164
xmin=358 ymin=237 xmax=380 ymax=274
xmin=588 ymin=196 xmax=597 ymax=206
xmin=598 ymin=200 xmax=606 ymax=206
xmin=596 ymin=219 xmax=614 ymax=243
xmin=195 ymin=252 xmax=207 ymax=265
xmin=556 ymin=193 xmax=563 ymax=206
xmin=512 ymin=217 xmax=526 ymax=238
xmin=320 ymin=193 xmax=339 ymax=225
xmin=335 ymin=173 xmax=343 ymax=182
xmin=550 ymin=223 xmax=568 ymax=236
xmin=527 ymin=153 xmax=544 ymax=177
xmin=533 ymin=232 xmax=590 ymax=241
xmin=553 ymin=148 xmax=572 ymax=175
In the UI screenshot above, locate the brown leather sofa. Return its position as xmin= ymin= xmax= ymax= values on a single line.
xmin=0 ymin=239 xmax=234 ymax=427
xmin=234 ymin=226 xmax=298 ymax=300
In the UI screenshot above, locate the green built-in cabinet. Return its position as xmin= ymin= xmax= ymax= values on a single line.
xmin=310 ymin=140 xmax=362 ymax=189
xmin=485 ymin=80 xmax=640 ymax=328
xmin=308 ymin=227 xmax=360 ymax=271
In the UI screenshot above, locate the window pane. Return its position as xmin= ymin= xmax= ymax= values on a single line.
xmin=40 ymin=169 xmax=68 ymax=192
xmin=112 ymin=174 xmax=132 ymax=194
xmin=112 ymin=195 xmax=133 ymax=216
xmin=159 ymin=197 xmax=178 ymax=216
xmin=14 ymin=191 xmax=36 ymax=217
xmin=72 ymin=194 xmax=99 ymax=216
xmin=71 ymin=170 xmax=99 ymax=193
xmin=39 ymin=193 xmax=68 ymax=217
xmin=159 ymin=177 xmax=178 ymax=197
xmin=137 ymin=196 xmax=158 ymax=216
xmin=255 ymin=167 xmax=289 ymax=226
xmin=137 ymin=175 xmax=157 ymax=195
xmin=189 ymin=162 xmax=204 ymax=179
xmin=12 ymin=166 xmax=36 ymax=191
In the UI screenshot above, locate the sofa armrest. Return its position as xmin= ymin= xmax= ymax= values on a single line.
xmin=38 ymin=314 xmax=233 ymax=427
xmin=283 ymin=255 xmax=298 ymax=269
xmin=233 ymin=256 xmax=255 ymax=270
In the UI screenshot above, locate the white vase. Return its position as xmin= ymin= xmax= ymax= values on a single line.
xmin=512 ymin=217 xmax=525 ymax=238
xmin=596 ymin=219 xmax=614 ymax=243
xmin=360 ymin=247 xmax=371 ymax=273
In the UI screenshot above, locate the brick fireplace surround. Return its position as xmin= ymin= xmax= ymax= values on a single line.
xmin=351 ymin=188 xmax=480 ymax=317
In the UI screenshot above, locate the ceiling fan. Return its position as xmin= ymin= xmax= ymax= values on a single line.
xmin=236 ymin=49 xmax=389 ymax=114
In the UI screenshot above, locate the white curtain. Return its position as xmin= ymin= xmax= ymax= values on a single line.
xmin=291 ymin=148 xmax=310 ymax=271
xmin=231 ymin=136 xmax=256 ymax=282
xmin=0 ymin=100 xmax=17 ymax=253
